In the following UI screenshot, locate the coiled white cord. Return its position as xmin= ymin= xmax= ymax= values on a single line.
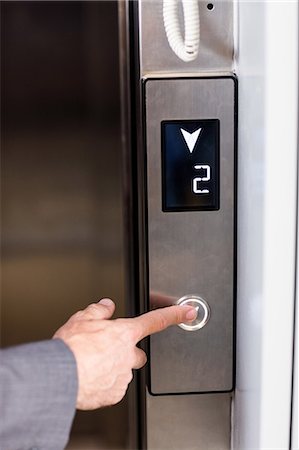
xmin=163 ymin=0 xmax=200 ymax=62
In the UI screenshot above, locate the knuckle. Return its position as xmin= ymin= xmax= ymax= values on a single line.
xmin=129 ymin=349 xmax=138 ymax=366
xmin=112 ymin=389 xmax=127 ymax=405
xmin=78 ymin=305 xmax=97 ymax=320
xmin=127 ymin=370 xmax=133 ymax=384
xmin=156 ymin=311 xmax=168 ymax=330
xmin=110 ymin=395 xmax=121 ymax=406
xmin=86 ymin=303 xmax=99 ymax=313
xmin=141 ymin=351 xmax=147 ymax=365
xmin=72 ymin=310 xmax=85 ymax=320
xmin=139 ymin=353 xmax=147 ymax=368
xmin=132 ymin=348 xmax=147 ymax=369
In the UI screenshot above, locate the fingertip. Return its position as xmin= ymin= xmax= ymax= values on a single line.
xmin=180 ymin=305 xmax=197 ymax=321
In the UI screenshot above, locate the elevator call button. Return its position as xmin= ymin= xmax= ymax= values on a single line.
xmin=161 ymin=120 xmax=220 ymax=211
xmin=177 ymin=295 xmax=211 ymax=331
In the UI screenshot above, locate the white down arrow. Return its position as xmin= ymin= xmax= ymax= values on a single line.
xmin=180 ymin=127 xmax=202 ymax=153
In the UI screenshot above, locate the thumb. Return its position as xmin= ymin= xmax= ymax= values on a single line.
xmin=81 ymin=298 xmax=115 ymax=320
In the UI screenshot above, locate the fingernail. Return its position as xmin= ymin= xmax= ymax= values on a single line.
xmin=184 ymin=307 xmax=198 ymax=321
xmin=99 ymin=298 xmax=113 ymax=306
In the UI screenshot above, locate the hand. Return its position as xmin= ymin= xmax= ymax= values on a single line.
xmin=53 ymin=298 xmax=196 ymax=410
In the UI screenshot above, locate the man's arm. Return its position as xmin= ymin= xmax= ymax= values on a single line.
xmin=0 ymin=339 xmax=78 ymax=450
xmin=0 ymin=299 xmax=196 ymax=449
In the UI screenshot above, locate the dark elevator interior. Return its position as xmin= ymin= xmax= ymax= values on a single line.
xmin=1 ymin=2 xmax=128 ymax=448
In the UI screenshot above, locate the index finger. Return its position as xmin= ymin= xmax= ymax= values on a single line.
xmin=133 ymin=305 xmax=197 ymax=342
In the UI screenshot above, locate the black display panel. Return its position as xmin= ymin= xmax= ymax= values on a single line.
xmin=161 ymin=120 xmax=220 ymax=212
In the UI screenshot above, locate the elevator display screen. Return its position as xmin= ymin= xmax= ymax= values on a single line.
xmin=161 ymin=119 xmax=220 ymax=212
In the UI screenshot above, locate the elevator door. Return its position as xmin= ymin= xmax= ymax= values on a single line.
xmin=1 ymin=2 xmax=129 ymax=448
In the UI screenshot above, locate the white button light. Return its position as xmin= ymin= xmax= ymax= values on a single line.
xmin=177 ymin=295 xmax=211 ymax=331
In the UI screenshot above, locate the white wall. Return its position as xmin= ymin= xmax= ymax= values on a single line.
xmin=234 ymin=1 xmax=298 ymax=448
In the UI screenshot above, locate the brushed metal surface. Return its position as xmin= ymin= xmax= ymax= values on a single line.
xmin=145 ymin=77 xmax=235 ymax=393
xmin=139 ymin=0 xmax=234 ymax=76
xmin=146 ymin=391 xmax=231 ymax=450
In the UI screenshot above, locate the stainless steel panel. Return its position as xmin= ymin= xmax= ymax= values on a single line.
xmin=145 ymin=77 xmax=235 ymax=393
xmin=146 ymin=391 xmax=231 ymax=450
xmin=139 ymin=0 xmax=234 ymax=76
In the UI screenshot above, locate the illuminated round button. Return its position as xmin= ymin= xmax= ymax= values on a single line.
xmin=177 ymin=295 xmax=210 ymax=331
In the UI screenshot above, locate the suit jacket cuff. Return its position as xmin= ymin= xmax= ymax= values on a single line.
xmin=0 ymin=338 xmax=78 ymax=450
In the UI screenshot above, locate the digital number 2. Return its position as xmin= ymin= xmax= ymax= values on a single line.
xmin=192 ymin=164 xmax=210 ymax=194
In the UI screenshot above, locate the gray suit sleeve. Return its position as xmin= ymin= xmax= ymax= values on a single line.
xmin=0 ymin=339 xmax=78 ymax=450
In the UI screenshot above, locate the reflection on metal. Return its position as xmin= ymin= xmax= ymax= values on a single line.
xmin=147 ymin=391 xmax=231 ymax=450
xmin=139 ymin=0 xmax=234 ymax=76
